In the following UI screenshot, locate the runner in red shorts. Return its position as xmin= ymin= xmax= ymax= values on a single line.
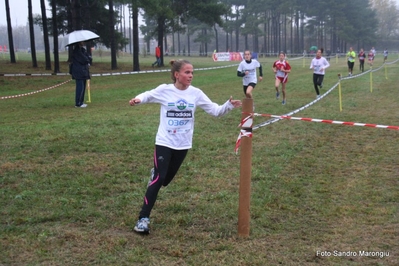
xmin=272 ymin=52 xmax=291 ymax=105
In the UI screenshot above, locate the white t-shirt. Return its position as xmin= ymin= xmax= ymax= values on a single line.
xmin=237 ymin=59 xmax=261 ymax=85
xmin=310 ymin=57 xmax=330 ymax=75
xmin=135 ymin=84 xmax=234 ymax=150
xmin=383 ymin=50 xmax=388 ymax=56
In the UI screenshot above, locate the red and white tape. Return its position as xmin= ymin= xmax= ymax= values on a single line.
xmin=235 ymin=112 xmax=399 ymax=153
xmin=0 ymin=80 xmax=72 ymax=100
xmin=253 ymin=113 xmax=399 ymax=130
xmin=234 ymin=129 xmax=252 ymax=154
xmin=235 ymin=115 xmax=254 ymax=154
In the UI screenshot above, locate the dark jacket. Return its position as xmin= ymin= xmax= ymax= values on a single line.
xmin=71 ymin=45 xmax=92 ymax=80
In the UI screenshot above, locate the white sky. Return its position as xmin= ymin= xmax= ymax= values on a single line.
xmin=1 ymin=0 xmax=399 ymax=27
xmin=0 ymin=0 xmax=131 ymax=27
xmin=0 ymin=0 xmax=47 ymax=27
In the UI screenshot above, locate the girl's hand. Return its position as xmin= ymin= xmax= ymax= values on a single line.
xmin=229 ymin=96 xmax=242 ymax=108
xmin=129 ymin=98 xmax=141 ymax=106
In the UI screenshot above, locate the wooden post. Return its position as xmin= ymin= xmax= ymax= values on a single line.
xmin=238 ymin=98 xmax=253 ymax=237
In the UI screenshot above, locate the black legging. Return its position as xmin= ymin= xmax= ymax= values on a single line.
xmin=359 ymin=60 xmax=365 ymax=72
xmin=313 ymin=73 xmax=324 ymax=95
xmin=347 ymin=61 xmax=354 ymax=72
xmin=139 ymin=145 xmax=188 ymax=219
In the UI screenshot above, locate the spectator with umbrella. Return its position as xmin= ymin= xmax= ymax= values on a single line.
xmin=65 ymin=30 xmax=99 ymax=108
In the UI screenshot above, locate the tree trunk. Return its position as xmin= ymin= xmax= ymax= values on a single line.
xmin=5 ymin=0 xmax=16 ymax=63
xmin=300 ymin=12 xmax=305 ymax=54
xmin=123 ymin=5 xmax=127 ymax=53
xmin=172 ymin=32 xmax=175 ymax=55
xmin=158 ymin=16 xmax=165 ymax=66
xmin=28 ymin=0 xmax=38 ymax=67
xmin=290 ymin=11 xmax=293 ymax=54
xmin=295 ymin=11 xmax=300 ymax=54
xmin=187 ymin=24 xmax=191 ymax=56
xmin=84 ymin=0 xmax=92 ymax=57
xmin=71 ymin=0 xmax=81 ymax=30
xmin=213 ymin=24 xmax=218 ymax=52
xmin=40 ymin=0 xmax=52 ymax=70
xmin=132 ymin=3 xmax=140 ymax=71
xmin=52 ymin=0 xmax=60 ymax=73
xmin=109 ymin=0 xmax=117 ymax=69
xmin=128 ymin=8 xmax=132 ymax=54
xmin=235 ymin=7 xmax=240 ymax=52
xmin=66 ymin=0 xmax=73 ymax=62
xmin=177 ymin=29 xmax=181 ymax=55
xmin=283 ymin=14 xmax=287 ymax=53
xmin=204 ymin=29 xmax=208 ymax=56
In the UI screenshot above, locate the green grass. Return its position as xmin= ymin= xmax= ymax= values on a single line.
xmin=1 ymin=53 xmax=398 ymax=265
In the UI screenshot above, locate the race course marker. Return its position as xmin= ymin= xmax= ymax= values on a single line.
xmin=252 ymin=113 xmax=399 ymax=130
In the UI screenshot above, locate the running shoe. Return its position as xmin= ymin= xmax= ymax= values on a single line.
xmin=276 ymin=92 xmax=280 ymax=99
xmin=282 ymin=100 xmax=286 ymax=105
xmin=134 ymin=217 xmax=150 ymax=234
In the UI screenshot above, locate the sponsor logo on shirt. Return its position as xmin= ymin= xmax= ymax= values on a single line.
xmin=166 ymin=110 xmax=193 ymax=118
xmin=167 ymin=99 xmax=194 ymax=113
xmin=176 ymin=99 xmax=188 ymax=110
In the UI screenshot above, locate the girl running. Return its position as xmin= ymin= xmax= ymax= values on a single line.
xmin=272 ymin=52 xmax=291 ymax=105
xmin=309 ymin=49 xmax=330 ymax=98
xmin=129 ymin=59 xmax=242 ymax=234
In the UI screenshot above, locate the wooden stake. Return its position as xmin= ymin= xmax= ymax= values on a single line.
xmin=238 ymin=98 xmax=253 ymax=237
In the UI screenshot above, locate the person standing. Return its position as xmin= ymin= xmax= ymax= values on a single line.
xmin=368 ymin=49 xmax=375 ymax=67
xmin=152 ymin=45 xmax=161 ymax=67
xmin=129 ymin=59 xmax=242 ymax=234
xmin=236 ymin=50 xmax=263 ymax=99
xmin=309 ymin=48 xmax=330 ymax=98
xmin=346 ymin=47 xmax=356 ymax=76
xmin=272 ymin=52 xmax=291 ymax=105
xmin=326 ymin=49 xmax=331 ymax=61
xmin=358 ymin=48 xmax=366 ymax=72
xmin=71 ymin=41 xmax=92 ymax=108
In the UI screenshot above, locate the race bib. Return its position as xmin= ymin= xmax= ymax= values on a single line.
xmin=166 ymin=110 xmax=193 ymax=134
xmin=276 ymin=70 xmax=285 ymax=77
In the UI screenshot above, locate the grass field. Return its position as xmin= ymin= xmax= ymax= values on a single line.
xmin=1 ymin=52 xmax=398 ymax=265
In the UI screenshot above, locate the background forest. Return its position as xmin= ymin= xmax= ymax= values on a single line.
xmin=2 ymin=0 xmax=399 ymax=72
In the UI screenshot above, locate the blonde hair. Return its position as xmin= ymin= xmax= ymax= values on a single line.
xmin=170 ymin=59 xmax=191 ymax=82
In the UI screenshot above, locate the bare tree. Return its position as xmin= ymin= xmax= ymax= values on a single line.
xmin=52 ymin=0 xmax=60 ymax=73
xmin=131 ymin=2 xmax=140 ymax=71
xmin=28 ymin=0 xmax=38 ymax=67
xmin=109 ymin=0 xmax=117 ymax=69
xmin=5 ymin=0 xmax=16 ymax=63
xmin=40 ymin=0 xmax=52 ymax=70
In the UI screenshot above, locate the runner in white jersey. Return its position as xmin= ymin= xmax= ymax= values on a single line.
xmin=129 ymin=59 xmax=242 ymax=234
xmin=237 ymin=50 xmax=263 ymax=99
xmin=383 ymin=49 xmax=388 ymax=62
xmin=309 ymin=48 xmax=330 ymax=98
